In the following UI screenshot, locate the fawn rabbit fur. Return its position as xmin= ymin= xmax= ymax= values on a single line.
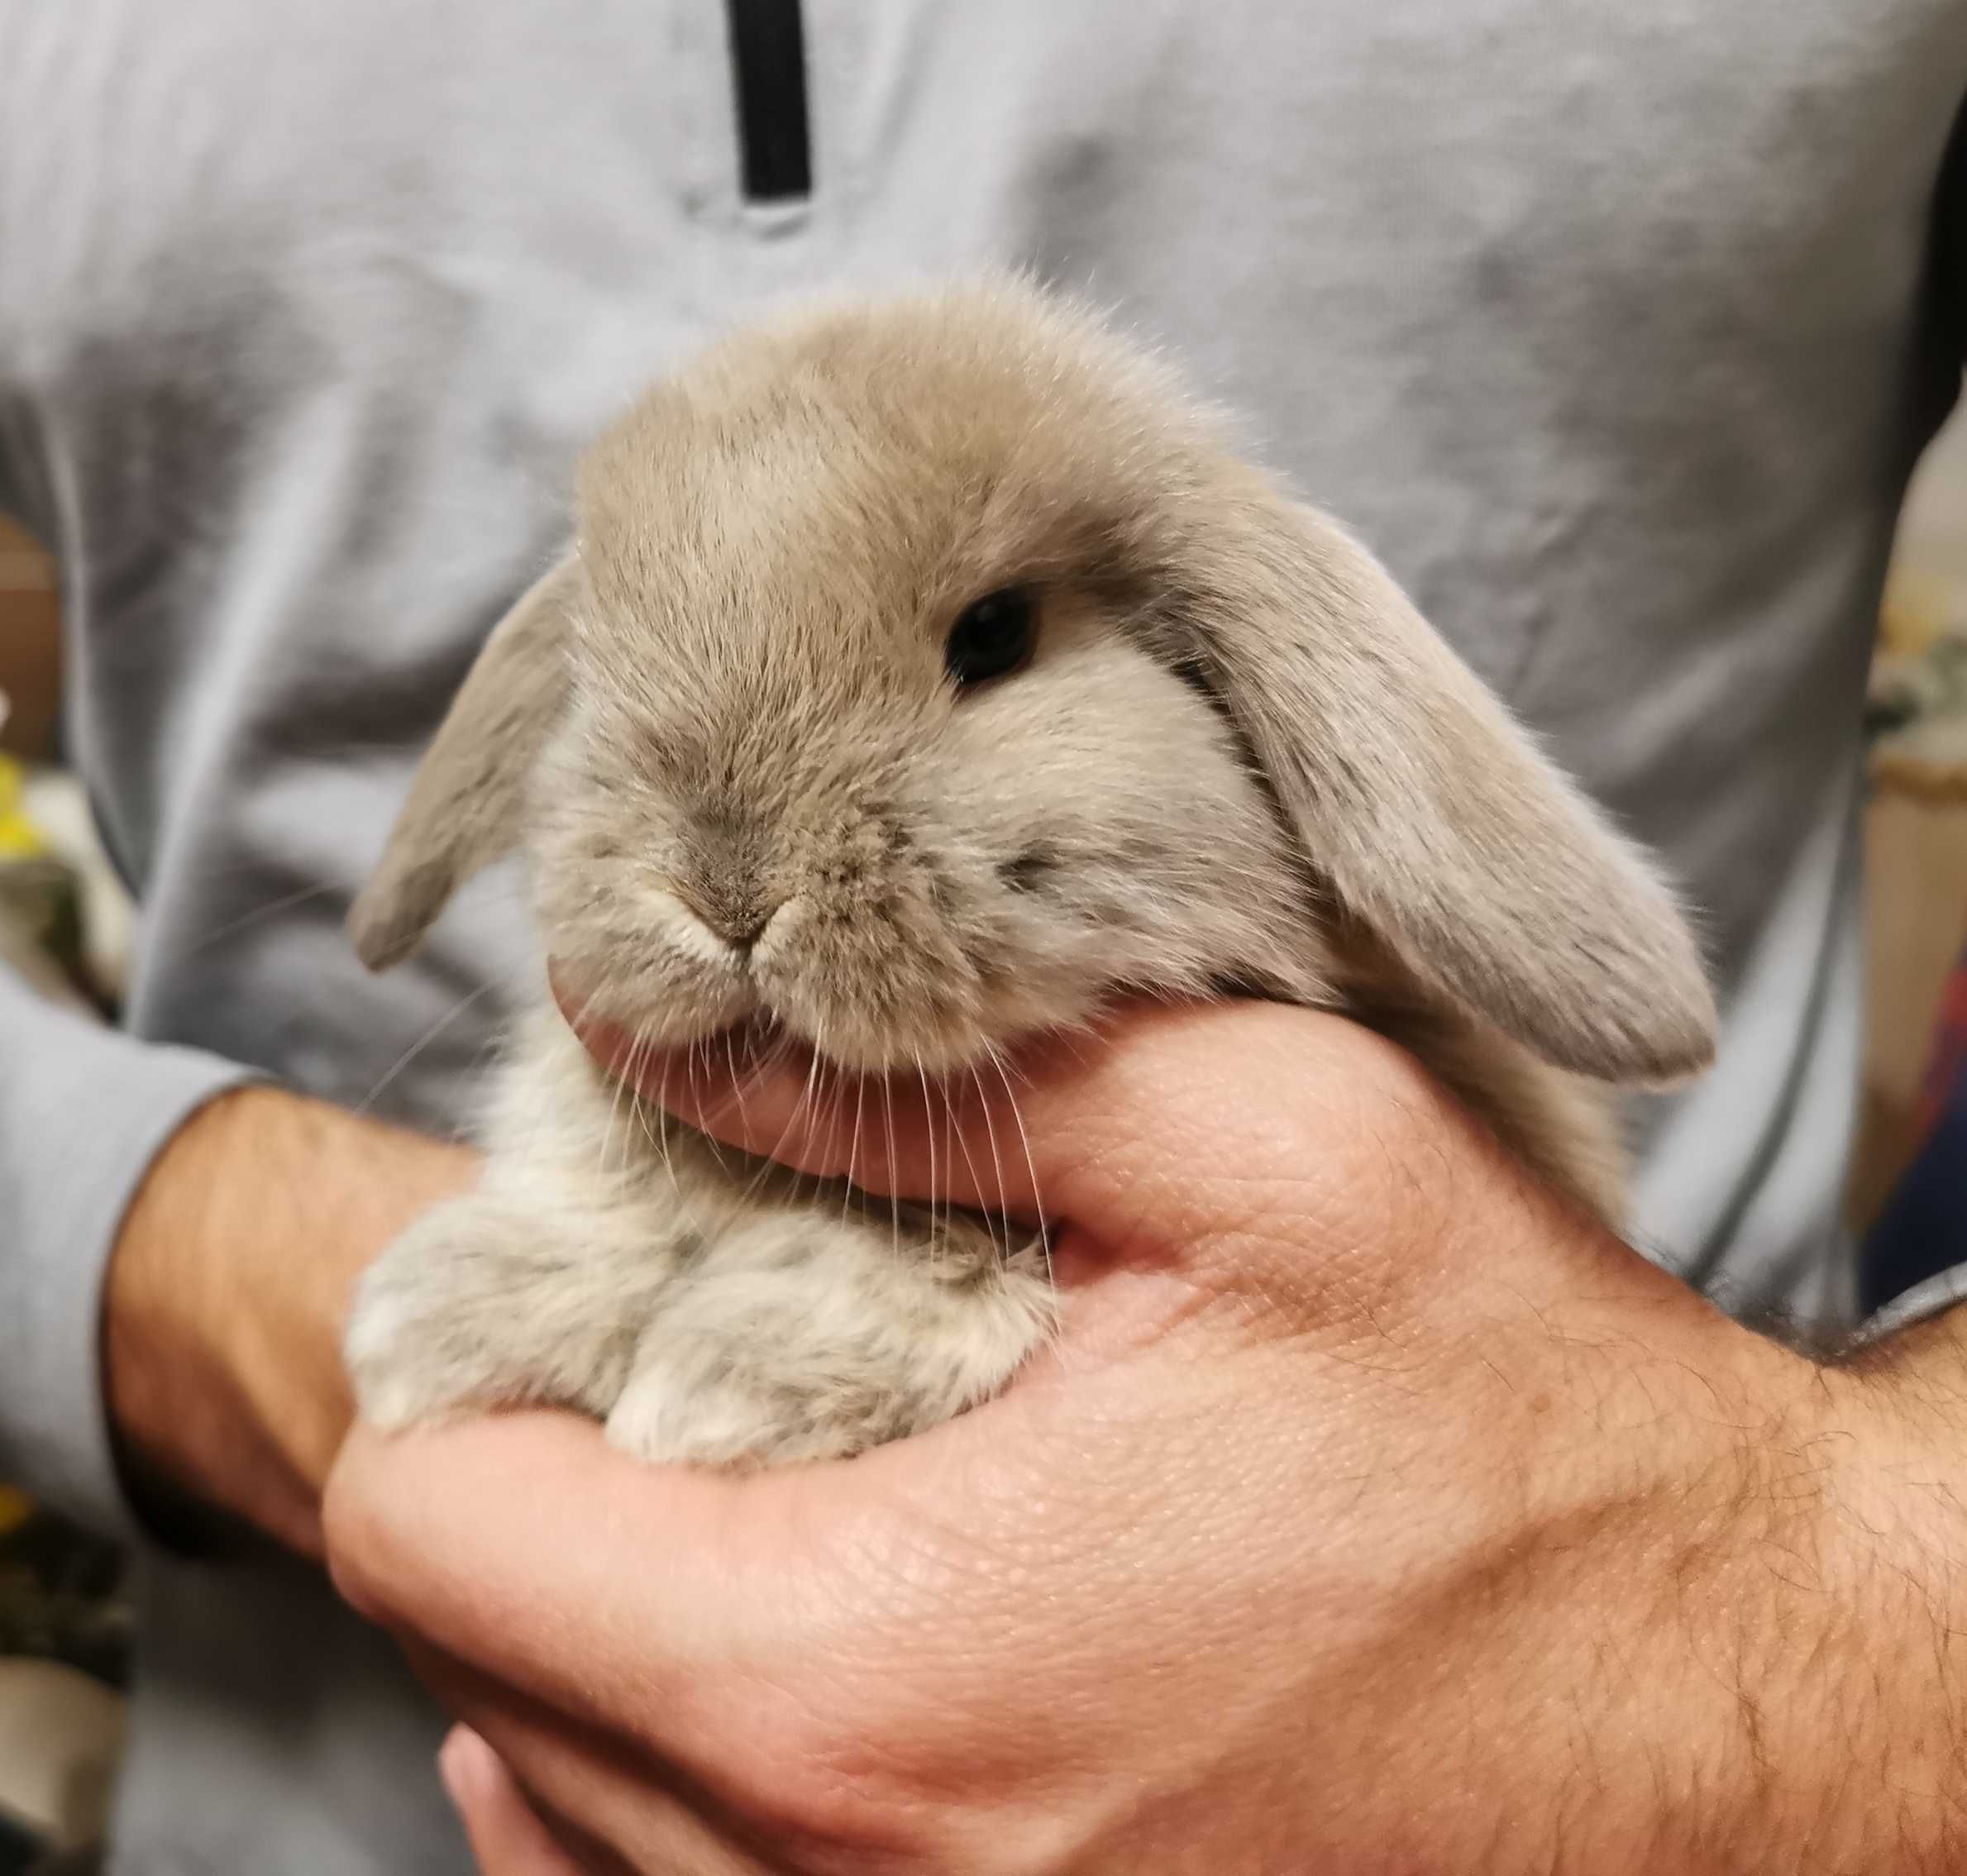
xmin=342 ymin=277 xmax=1716 ymax=1468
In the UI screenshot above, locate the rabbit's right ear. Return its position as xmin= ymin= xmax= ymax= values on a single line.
xmin=348 ymin=553 xmax=580 ymax=971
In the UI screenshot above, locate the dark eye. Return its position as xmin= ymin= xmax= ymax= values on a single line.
xmin=944 ymin=588 xmax=1036 ymax=689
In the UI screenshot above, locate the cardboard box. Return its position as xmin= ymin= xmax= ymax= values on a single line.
xmin=0 ymin=516 xmax=60 ymax=760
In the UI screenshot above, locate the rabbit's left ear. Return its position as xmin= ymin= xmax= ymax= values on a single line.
xmin=1182 ymin=487 xmax=1715 ymax=1081
xmin=348 ymin=552 xmax=580 ymax=971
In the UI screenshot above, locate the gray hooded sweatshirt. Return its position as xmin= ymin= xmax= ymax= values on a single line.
xmin=2 ymin=2 xmax=1965 ymax=1869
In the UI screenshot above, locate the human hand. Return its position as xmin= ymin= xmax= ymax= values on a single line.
xmin=107 ymin=1083 xmax=475 ymax=1553
xmin=327 ymin=1002 xmax=1957 ymax=1873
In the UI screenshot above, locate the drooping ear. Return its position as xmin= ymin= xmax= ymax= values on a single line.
xmin=348 ymin=552 xmax=580 ymax=971
xmin=1184 ymin=489 xmax=1715 ymax=1081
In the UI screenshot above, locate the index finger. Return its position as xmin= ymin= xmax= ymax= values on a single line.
xmin=561 ymin=989 xmax=1443 ymax=1263
xmin=326 ymin=1413 xmax=857 ymax=1802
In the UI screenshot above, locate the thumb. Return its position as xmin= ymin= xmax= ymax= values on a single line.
xmin=563 ymin=990 xmax=1461 ymax=1268
xmin=440 ymin=1726 xmax=588 ymax=1876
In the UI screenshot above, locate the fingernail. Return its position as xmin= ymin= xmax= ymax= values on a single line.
xmin=438 ymin=1725 xmax=499 ymax=1811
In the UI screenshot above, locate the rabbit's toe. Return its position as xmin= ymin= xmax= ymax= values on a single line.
xmin=342 ymin=1193 xmax=647 ymax=1430
xmin=343 ymin=1264 xmax=470 ymax=1431
xmin=604 ymin=1234 xmax=1057 ymax=1468
xmin=342 ymin=1229 xmax=504 ymax=1430
xmin=603 ymin=1365 xmax=849 ymax=1468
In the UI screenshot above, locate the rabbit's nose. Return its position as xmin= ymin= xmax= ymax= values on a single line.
xmin=679 ymin=890 xmax=780 ymax=955
xmin=714 ymin=907 xmax=775 ymax=953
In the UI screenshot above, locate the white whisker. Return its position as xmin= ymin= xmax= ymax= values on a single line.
xmin=986 ymin=1041 xmax=1053 ymax=1293
xmin=357 ymin=981 xmax=497 ymax=1115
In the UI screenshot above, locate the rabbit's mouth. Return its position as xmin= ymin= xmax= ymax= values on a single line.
xmin=544 ymin=843 xmax=1126 ymax=1077
xmin=548 ymin=942 xmax=1023 ymax=1087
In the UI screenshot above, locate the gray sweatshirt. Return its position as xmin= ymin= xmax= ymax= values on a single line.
xmin=2 ymin=2 xmax=1965 ymax=1869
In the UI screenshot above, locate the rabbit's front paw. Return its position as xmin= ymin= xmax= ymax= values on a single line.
xmin=344 ymin=1193 xmax=643 ymax=1431
xmin=602 ymin=1224 xmax=1056 ymax=1468
xmin=344 ymin=1201 xmax=496 ymax=1431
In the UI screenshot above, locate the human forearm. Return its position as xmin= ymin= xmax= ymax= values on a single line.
xmin=107 ymin=1082 xmax=475 ymax=1556
xmin=1792 ymin=1310 xmax=1967 ymax=1866
xmin=1640 ymin=1322 xmax=1967 ymax=1874
xmin=1391 ymin=1326 xmax=1961 ymax=1873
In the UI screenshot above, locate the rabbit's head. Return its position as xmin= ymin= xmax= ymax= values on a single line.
xmin=351 ymin=279 xmax=1714 ymax=1083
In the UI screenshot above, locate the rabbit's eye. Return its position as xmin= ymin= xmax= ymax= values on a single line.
xmin=945 ymin=588 xmax=1035 ymax=689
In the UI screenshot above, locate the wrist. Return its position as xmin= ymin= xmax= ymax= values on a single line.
xmin=106 ymin=1083 xmax=475 ymax=1555
xmin=1427 ymin=1248 xmax=1950 ymax=1874
xmin=1309 ymin=1036 xmax=1967 ymax=1870
xmin=1631 ymin=1342 xmax=1965 ymax=1872
xmin=1807 ymin=1313 xmax=1967 ymax=1860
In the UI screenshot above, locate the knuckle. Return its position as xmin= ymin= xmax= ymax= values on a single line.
xmin=318 ymin=1477 xmax=391 ymax=1617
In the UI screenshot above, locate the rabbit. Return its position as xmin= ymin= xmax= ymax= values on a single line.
xmin=341 ymin=275 xmax=1716 ymax=1469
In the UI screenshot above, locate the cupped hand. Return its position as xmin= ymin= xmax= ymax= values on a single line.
xmin=326 ymin=1001 xmax=1926 ymax=1874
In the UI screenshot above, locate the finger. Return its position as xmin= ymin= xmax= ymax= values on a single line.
xmin=334 ymin=1393 xmax=1214 ymax=1853
xmin=551 ymin=985 xmax=1702 ymax=1434
xmin=440 ymin=1726 xmax=590 ymax=1876
xmin=561 ymin=986 xmax=1457 ymax=1263
xmin=327 ymin=1336 xmax=1260 ymax=1835
xmin=433 ymin=1668 xmax=782 ymax=1876
xmin=555 ymin=974 xmax=1012 ymax=1211
xmin=327 ymin=1413 xmax=871 ymax=1807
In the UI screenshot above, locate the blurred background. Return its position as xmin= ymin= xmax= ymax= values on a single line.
xmin=0 ymin=513 xmax=131 ymax=1876
xmin=6 ymin=413 xmax=1967 ymax=1867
